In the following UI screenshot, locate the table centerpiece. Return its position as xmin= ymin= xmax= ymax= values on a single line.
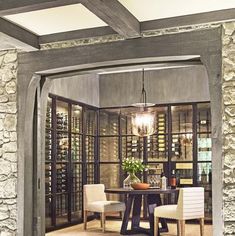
xmin=122 ymin=157 xmax=148 ymax=189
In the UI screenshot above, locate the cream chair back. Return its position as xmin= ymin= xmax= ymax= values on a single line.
xmin=83 ymin=184 xmax=107 ymax=209
xmin=177 ymin=187 xmax=204 ymax=220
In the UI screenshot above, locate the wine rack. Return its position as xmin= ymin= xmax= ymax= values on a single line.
xmin=45 ymin=95 xmax=98 ymax=231
xmin=99 ymin=102 xmax=212 ymax=221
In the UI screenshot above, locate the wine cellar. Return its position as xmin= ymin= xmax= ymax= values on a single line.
xmin=45 ymin=94 xmax=98 ymax=231
xmin=45 ymin=94 xmax=212 ymax=231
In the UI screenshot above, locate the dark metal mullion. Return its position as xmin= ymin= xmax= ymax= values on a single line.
xmin=82 ymin=107 xmax=87 ymax=186
xmin=81 ymin=106 xmax=87 ymax=220
xmin=143 ymin=136 xmax=148 ymax=219
xmin=95 ymin=110 xmax=99 ymax=184
xmin=184 ymin=112 xmax=187 ymax=159
xmin=193 ymin=104 xmax=198 ymax=186
xmin=167 ymin=105 xmax=172 ymax=180
xmin=67 ymin=103 xmax=72 ymax=222
xmin=118 ymin=113 xmax=123 ymax=188
xmin=51 ymin=97 xmax=57 ymax=227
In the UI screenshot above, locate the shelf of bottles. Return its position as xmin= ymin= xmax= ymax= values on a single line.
xmin=99 ymin=109 xmax=120 ymax=202
xmin=171 ymin=105 xmax=194 ymax=188
xmin=45 ymin=97 xmax=53 ymax=228
xmin=45 ymin=95 xmax=98 ymax=231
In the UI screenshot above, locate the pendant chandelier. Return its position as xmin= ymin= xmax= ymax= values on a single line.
xmin=131 ymin=69 xmax=156 ymax=137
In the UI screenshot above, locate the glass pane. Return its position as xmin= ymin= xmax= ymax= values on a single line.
xmin=100 ymin=164 xmax=120 ymax=201
xmin=71 ymin=104 xmax=83 ymax=133
xmin=147 ymin=163 xmax=167 ymax=187
xmin=56 ymin=163 xmax=68 ymax=193
xmin=87 ymin=163 xmax=95 ymax=184
xmin=71 ymin=134 xmax=82 ymax=162
xmin=198 ymin=162 xmax=212 ymax=219
xmin=86 ymin=109 xmax=97 ymax=135
xmin=173 ymin=162 xmax=193 ymax=186
xmin=56 ymin=101 xmax=69 ymax=131
xmin=56 ymin=132 xmax=69 ymax=161
xmin=171 ymin=105 xmax=193 ymax=133
xmin=46 ymin=97 xmax=52 ymax=129
xmin=100 ymin=137 xmax=119 ymax=162
xmin=197 ymin=103 xmax=211 ymax=133
xmin=71 ymin=191 xmax=82 ymax=221
xmin=45 ymin=163 xmax=52 ymax=195
xmin=122 ymin=136 xmax=144 ymax=160
xmin=120 ymin=115 xmax=128 ymax=135
xmin=45 ymin=195 xmax=52 ymax=228
xmin=71 ymin=164 xmax=83 ymax=221
xmin=147 ymin=135 xmax=168 ymax=162
xmin=171 ymin=134 xmax=193 ymax=161
xmin=56 ymin=193 xmax=69 ymax=225
xmin=86 ymin=136 xmax=95 ymax=162
xmin=156 ymin=106 xmax=168 ymax=134
xmin=45 ymin=129 xmax=52 ymax=161
xmin=198 ymin=134 xmax=212 ymax=161
xmin=71 ymin=164 xmax=82 ymax=193
xmin=99 ymin=109 xmax=119 ymax=135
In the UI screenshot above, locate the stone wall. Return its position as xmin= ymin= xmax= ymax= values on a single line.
xmin=0 ymin=50 xmax=18 ymax=235
xmin=222 ymin=22 xmax=235 ymax=236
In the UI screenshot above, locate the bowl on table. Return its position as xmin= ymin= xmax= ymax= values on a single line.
xmin=131 ymin=182 xmax=150 ymax=190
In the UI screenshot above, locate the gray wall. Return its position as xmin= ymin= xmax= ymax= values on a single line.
xmin=49 ymin=73 xmax=99 ymax=107
xmin=99 ymin=65 xmax=210 ymax=107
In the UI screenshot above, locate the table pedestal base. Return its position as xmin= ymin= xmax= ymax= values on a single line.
xmin=120 ymin=194 xmax=168 ymax=236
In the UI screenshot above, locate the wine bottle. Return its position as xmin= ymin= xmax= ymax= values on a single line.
xmin=170 ymin=169 xmax=177 ymax=189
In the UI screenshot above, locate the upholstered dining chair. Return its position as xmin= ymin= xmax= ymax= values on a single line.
xmin=154 ymin=187 xmax=204 ymax=236
xmin=83 ymin=184 xmax=125 ymax=233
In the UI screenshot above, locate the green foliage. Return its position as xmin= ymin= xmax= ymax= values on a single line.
xmin=122 ymin=157 xmax=148 ymax=174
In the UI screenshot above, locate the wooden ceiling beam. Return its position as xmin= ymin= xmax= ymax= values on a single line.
xmin=39 ymin=8 xmax=235 ymax=45
xmin=0 ymin=0 xmax=82 ymax=16
xmin=0 ymin=18 xmax=39 ymax=49
xmin=80 ymin=0 xmax=141 ymax=38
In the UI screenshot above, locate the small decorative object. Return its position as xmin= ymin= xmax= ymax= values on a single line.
xmin=131 ymin=182 xmax=150 ymax=190
xmin=161 ymin=172 xmax=167 ymax=190
xmin=122 ymin=157 xmax=148 ymax=189
xmin=131 ymin=69 xmax=156 ymax=137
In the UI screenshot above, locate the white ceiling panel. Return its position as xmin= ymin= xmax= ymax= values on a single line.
xmin=119 ymin=0 xmax=235 ymax=21
xmin=4 ymin=4 xmax=107 ymax=36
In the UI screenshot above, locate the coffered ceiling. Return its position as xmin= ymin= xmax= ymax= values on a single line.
xmin=0 ymin=0 xmax=234 ymax=50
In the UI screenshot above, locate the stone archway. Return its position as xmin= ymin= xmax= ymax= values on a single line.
xmin=17 ymin=27 xmax=223 ymax=236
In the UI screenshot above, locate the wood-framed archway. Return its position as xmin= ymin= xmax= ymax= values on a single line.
xmin=17 ymin=27 xmax=223 ymax=236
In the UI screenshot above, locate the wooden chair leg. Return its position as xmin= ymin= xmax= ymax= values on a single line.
xmin=177 ymin=220 xmax=181 ymax=236
xmin=100 ymin=213 xmax=103 ymax=228
xmin=200 ymin=218 xmax=204 ymax=236
xmin=180 ymin=220 xmax=185 ymax=236
xmin=101 ymin=212 xmax=106 ymax=233
xmin=154 ymin=217 xmax=159 ymax=236
xmin=83 ymin=210 xmax=88 ymax=230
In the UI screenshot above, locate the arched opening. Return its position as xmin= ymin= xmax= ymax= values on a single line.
xmin=17 ymin=28 xmax=223 ymax=236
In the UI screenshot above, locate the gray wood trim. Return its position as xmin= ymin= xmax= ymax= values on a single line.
xmin=17 ymin=27 xmax=223 ymax=236
xmin=0 ymin=0 xmax=82 ymax=16
xmin=80 ymin=0 xmax=140 ymax=38
xmin=39 ymin=26 xmax=116 ymax=44
xmin=19 ymin=28 xmax=221 ymax=76
xmin=0 ymin=18 xmax=39 ymax=49
xmin=141 ymin=8 xmax=235 ymax=31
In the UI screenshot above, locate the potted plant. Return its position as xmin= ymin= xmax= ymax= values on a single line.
xmin=122 ymin=157 xmax=148 ymax=189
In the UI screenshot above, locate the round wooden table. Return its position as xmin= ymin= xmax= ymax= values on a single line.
xmin=105 ymin=188 xmax=179 ymax=236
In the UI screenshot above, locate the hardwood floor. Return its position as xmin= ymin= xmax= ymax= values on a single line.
xmin=46 ymin=220 xmax=212 ymax=236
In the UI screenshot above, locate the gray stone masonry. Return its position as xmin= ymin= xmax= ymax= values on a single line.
xmin=0 ymin=50 xmax=17 ymax=236
xmin=222 ymin=22 xmax=235 ymax=236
